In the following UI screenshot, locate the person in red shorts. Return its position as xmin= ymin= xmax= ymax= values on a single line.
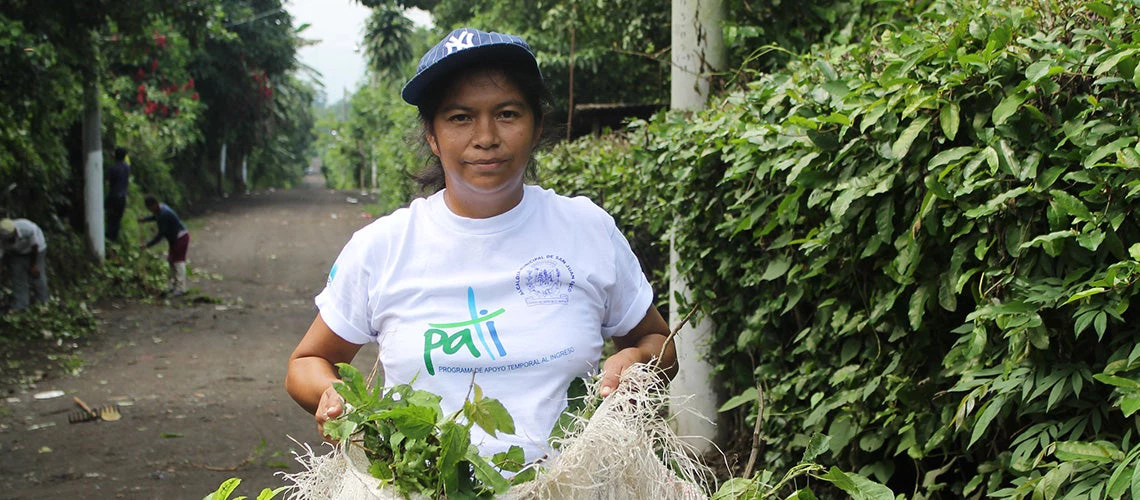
xmin=139 ymin=195 xmax=190 ymax=296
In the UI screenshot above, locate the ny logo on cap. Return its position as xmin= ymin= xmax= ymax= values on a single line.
xmin=444 ymin=30 xmax=475 ymax=55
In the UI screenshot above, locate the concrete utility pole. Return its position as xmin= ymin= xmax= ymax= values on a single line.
xmin=669 ymin=0 xmax=725 ymax=453
xmin=83 ymin=77 xmax=105 ymax=262
xmin=219 ymin=143 xmax=228 ymax=197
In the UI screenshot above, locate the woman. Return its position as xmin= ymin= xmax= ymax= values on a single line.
xmin=285 ymin=27 xmax=676 ymax=464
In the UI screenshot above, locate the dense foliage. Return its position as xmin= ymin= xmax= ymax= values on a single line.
xmin=542 ymin=0 xmax=1140 ymax=496
xmin=0 ymin=1 xmax=315 ymax=323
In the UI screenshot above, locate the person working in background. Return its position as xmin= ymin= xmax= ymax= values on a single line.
xmin=0 ymin=217 xmax=49 ymax=310
xmin=138 ymin=195 xmax=190 ymax=296
xmin=105 ymin=146 xmax=131 ymax=242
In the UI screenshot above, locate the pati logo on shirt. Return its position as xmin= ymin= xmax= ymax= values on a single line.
xmin=422 ymin=287 xmax=507 ymax=376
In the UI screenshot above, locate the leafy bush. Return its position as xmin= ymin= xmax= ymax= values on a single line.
xmin=541 ymin=0 xmax=1140 ymax=496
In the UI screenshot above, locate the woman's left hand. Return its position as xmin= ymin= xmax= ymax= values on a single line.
xmin=599 ymin=347 xmax=648 ymax=398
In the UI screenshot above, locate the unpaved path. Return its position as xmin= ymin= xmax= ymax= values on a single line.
xmin=0 ymin=175 xmax=381 ymax=499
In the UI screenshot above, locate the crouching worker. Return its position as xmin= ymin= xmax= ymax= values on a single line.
xmin=138 ymin=195 xmax=190 ymax=296
xmin=0 ymin=218 xmax=49 ymax=310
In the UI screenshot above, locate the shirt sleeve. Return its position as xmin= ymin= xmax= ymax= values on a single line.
xmin=314 ymin=232 xmax=377 ymax=345
xmin=600 ymin=223 xmax=653 ymax=339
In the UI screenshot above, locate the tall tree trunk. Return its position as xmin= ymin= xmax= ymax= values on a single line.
xmin=669 ymin=0 xmax=724 ymax=454
xmin=83 ymin=76 xmax=105 ymax=262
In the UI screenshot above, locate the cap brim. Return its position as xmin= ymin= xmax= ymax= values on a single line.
xmin=401 ymin=43 xmax=540 ymax=106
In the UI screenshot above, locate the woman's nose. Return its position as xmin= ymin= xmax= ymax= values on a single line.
xmin=473 ymin=118 xmax=500 ymax=149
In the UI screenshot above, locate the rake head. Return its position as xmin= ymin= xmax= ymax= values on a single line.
xmin=67 ymin=405 xmax=122 ymax=424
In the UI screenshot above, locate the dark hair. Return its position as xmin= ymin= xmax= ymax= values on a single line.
xmin=412 ymin=62 xmax=553 ymax=194
xmin=144 ymin=195 xmax=158 ymax=207
xmin=114 ymin=147 xmax=128 ymax=162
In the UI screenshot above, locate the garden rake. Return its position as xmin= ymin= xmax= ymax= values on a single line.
xmin=67 ymin=396 xmax=122 ymax=423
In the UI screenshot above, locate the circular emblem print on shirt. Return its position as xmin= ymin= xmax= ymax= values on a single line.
xmin=515 ymin=255 xmax=576 ymax=306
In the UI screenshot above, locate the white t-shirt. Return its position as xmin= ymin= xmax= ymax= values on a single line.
xmin=3 ymin=219 xmax=46 ymax=255
xmin=316 ymin=185 xmax=653 ymax=462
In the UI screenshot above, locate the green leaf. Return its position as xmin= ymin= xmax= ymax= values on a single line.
xmin=492 ymin=445 xmax=527 ymax=473
xmin=804 ymin=433 xmax=832 ymax=463
xmin=1076 ymin=229 xmax=1105 ymax=251
xmin=382 ymin=405 xmax=437 ymax=440
xmin=993 ymin=92 xmax=1027 ymax=126
xmin=892 ymin=116 xmax=932 ymax=160
xmin=820 ymin=467 xmax=895 ymax=500
xmin=1035 ymin=462 xmax=1072 ymax=499
xmin=322 ymin=418 xmax=357 ymax=442
xmin=1095 ymin=311 xmax=1108 ymax=338
xmin=1094 ymin=374 xmax=1140 ymax=390
xmin=1062 ymin=287 xmax=1108 ymax=305
xmin=760 ymin=257 xmax=792 ymax=281
xmin=467 ymin=449 xmax=511 ymax=494
xmin=718 ymin=387 xmax=759 ymax=412
xmin=1049 ymin=190 xmax=1094 ymax=221
xmin=205 ymin=478 xmax=242 ymax=500
xmin=1123 ymin=395 xmax=1140 ymax=417
xmin=940 ymin=102 xmax=959 ymax=140
xmin=438 ymin=422 xmax=470 ymax=495
xmin=969 ymin=395 xmax=1006 ymax=449
xmin=465 ymin=394 xmax=515 ymax=437
xmin=1026 ymin=61 xmax=1063 ymax=82
xmin=1019 ymin=230 xmax=1077 ymax=251
xmin=713 ymin=478 xmax=761 ymax=500
xmin=1094 ymin=48 xmax=1139 ymax=76
xmin=1132 ymin=459 xmax=1140 ymax=500
xmin=1085 ymin=137 xmax=1136 ymax=168
xmin=334 ymin=363 xmax=371 ymax=404
xmin=1054 ymin=441 xmax=1121 ymax=463
xmin=908 ymin=285 xmax=930 ymax=330
xmin=255 ymin=486 xmax=289 ymax=500
xmin=929 ymin=146 xmax=976 ymax=170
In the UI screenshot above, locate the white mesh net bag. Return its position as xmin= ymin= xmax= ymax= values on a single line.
xmin=284 ymin=363 xmax=712 ymax=500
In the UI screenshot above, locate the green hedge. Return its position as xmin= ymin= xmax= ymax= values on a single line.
xmin=541 ymin=0 xmax=1140 ymax=496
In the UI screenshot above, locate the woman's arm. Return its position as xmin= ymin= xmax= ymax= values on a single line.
xmin=286 ymin=314 xmax=364 ymax=435
xmin=599 ymin=304 xmax=677 ymax=397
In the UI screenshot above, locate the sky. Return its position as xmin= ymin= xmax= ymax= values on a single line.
xmin=286 ymin=0 xmax=431 ymax=102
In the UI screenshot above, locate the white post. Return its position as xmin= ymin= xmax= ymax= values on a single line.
xmin=82 ymin=79 xmax=105 ymax=262
xmin=241 ymin=154 xmax=248 ymax=192
xmin=669 ymin=0 xmax=724 ymax=453
xmin=219 ymin=142 xmax=228 ymax=197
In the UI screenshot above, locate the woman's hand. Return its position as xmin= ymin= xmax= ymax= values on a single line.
xmin=316 ymin=384 xmax=346 ymax=443
xmin=599 ymin=306 xmax=676 ymax=398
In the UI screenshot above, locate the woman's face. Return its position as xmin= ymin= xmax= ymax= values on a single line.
xmin=426 ymin=68 xmax=541 ymax=212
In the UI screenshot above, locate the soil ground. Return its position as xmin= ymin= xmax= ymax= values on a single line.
xmin=0 ymin=174 xmax=382 ymax=499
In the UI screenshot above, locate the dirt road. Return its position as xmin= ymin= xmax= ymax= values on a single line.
xmin=0 ymin=175 xmax=381 ymax=499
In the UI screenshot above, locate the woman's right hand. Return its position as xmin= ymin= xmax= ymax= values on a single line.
xmin=316 ymin=384 xmax=346 ymax=443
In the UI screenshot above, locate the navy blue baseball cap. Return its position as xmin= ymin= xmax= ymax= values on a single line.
xmin=401 ymin=27 xmax=542 ymax=106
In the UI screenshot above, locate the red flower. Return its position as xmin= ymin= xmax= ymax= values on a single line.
xmin=151 ymin=59 xmax=158 ymax=71
xmin=191 ymin=92 xmax=199 ymax=101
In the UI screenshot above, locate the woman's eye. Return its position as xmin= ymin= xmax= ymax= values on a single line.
xmin=499 ymin=110 xmax=521 ymax=119
xmin=447 ymin=113 xmax=471 ymax=122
